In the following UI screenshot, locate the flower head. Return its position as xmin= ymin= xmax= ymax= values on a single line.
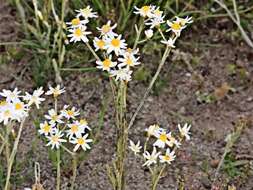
xmin=66 ymin=17 xmax=88 ymax=28
xmin=153 ymin=131 xmax=171 ymax=148
xmin=145 ymin=29 xmax=154 ymax=39
xmin=167 ymin=20 xmax=186 ymax=36
xmin=178 ymin=123 xmax=191 ymax=140
xmin=109 ymin=67 xmax=133 ymax=82
xmin=143 ymin=147 xmax=161 ymax=166
xmin=70 ymin=134 xmax=93 ymax=152
xmin=0 ymin=88 xmax=21 ymax=103
xmin=61 ymin=105 xmax=80 ymax=120
xmin=45 ymin=109 xmax=63 ymax=125
xmin=175 ymin=16 xmax=193 ymax=26
xmin=38 ymin=121 xmax=55 ymax=136
xmin=93 ymin=37 xmax=106 ymax=51
xmin=159 ymin=148 xmax=176 ymax=164
xmin=118 ymin=51 xmax=140 ymax=68
xmin=145 ymin=124 xmax=164 ymax=138
xmin=46 ymin=130 xmax=66 ymax=149
xmin=23 ymin=87 xmax=45 ymax=108
xmin=161 ymin=38 xmax=176 ymax=48
xmin=129 ymin=140 xmax=142 ymax=155
xmin=96 ymin=56 xmax=117 ymax=71
xmin=66 ymin=121 xmax=85 ymax=138
xmin=105 ymin=35 xmax=127 ymax=56
xmin=67 ymin=26 xmax=91 ymax=43
xmin=76 ymin=6 xmax=97 ymax=19
xmin=97 ymin=20 xmax=117 ymax=37
xmin=46 ymin=85 xmax=65 ymax=98
xmin=134 ymin=5 xmax=155 ymax=18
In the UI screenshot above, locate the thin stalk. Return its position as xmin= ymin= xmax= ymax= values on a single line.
xmin=54 ymin=98 xmax=61 ymax=190
xmin=4 ymin=118 xmax=26 ymax=190
xmin=85 ymin=42 xmax=101 ymax=61
xmin=70 ymin=154 xmax=77 ymax=190
xmin=151 ymin=165 xmax=166 ymax=190
xmin=133 ymin=22 xmax=144 ymax=50
xmin=128 ymin=45 xmax=171 ymax=130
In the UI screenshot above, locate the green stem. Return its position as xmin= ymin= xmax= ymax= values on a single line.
xmin=4 ymin=119 xmax=26 ymax=190
xmin=56 ymin=149 xmax=61 ymax=190
xmin=128 ymin=45 xmax=172 ymax=130
xmin=151 ymin=165 xmax=166 ymax=190
xmin=133 ymin=22 xmax=144 ymax=50
xmin=70 ymin=154 xmax=77 ymax=190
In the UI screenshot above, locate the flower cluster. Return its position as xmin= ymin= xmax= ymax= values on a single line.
xmin=66 ymin=6 xmax=141 ymax=82
xmin=134 ymin=5 xmax=193 ymax=47
xmin=0 ymin=88 xmax=45 ymax=125
xmin=38 ymin=86 xmax=93 ymax=152
xmin=129 ymin=123 xmax=191 ymax=167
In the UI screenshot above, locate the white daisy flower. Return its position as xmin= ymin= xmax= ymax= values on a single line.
xmin=159 ymin=148 xmax=176 ymax=164
xmin=151 ymin=7 xmax=164 ymax=19
xmin=143 ymin=147 xmax=161 ymax=166
xmin=145 ymin=29 xmax=154 ymax=39
xmin=46 ymin=130 xmax=66 ymax=149
xmin=38 ymin=121 xmax=55 ymax=136
xmin=79 ymin=119 xmax=91 ymax=131
xmin=67 ymin=26 xmax=91 ymax=43
xmin=12 ymin=100 xmax=28 ymax=122
xmin=109 ymin=67 xmax=133 ymax=82
xmin=44 ymin=109 xmax=63 ymax=125
xmin=167 ymin=20 xmax=186 ymax=36
xmin=105 ymin=35 xmax=127 ymax=56
xmin=175 ymin=16 xmax=193 ymax=26
xmin=129 ymin=140 xmax=142 ymax=155
xmin=93 ymin=37 xmax=106 ymax=51
xmin=167 ymin=132 xmax=181 ymax=148
xmin=76 ymin=6 xmax=97 ymax=19
xmin=70 ymin=134 xmax=93 ymax=152
xmin=97 ymin=20 xmax=117 ymax=37
xmin=145 ymin=16 xmax=165 ymax=28
xmin=96 ymin=55 xmax=117 ymax=71
xmin=118 ymin=52 xmax=140 ymax=68
xmin=66 ymin=121 xmax=85 ymax=138
xmin=145 ymin=124 xmax=164 ymax=138
xmin=161 ymin=38 xmax=176 ymax=48
xmin=61 ymin=105 xmax=80 ymax=120
xmin=0 ymin=88 xmax=21 ymax=103
xmin=134 ymin=5 xmax=155 ymax=18
xmin=0 ymin=101 xmax=14 ymax=125
xmin=45 ymin=85 xmax=65 ymax=98
xmin=153 ymin=131 xmax=171 ymax=149
xmin=178 ymin=123 xmax=191 ymax=140
xmin=66 ymin=17 xmax=88 ymax=28
xmin=23 ymin=87 xmax=45 ymax=109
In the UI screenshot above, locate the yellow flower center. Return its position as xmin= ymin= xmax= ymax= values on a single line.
xmin=77 ymin=138 xmax=85 ymax=145
xmin=159 ymin=134 xmax=167 ymax=142
xmin=80 ymin=119 xmax=88 ymax=125
xmin=15 ymin=103 xmax=23 ymax=110
xmin=4 ymin=110 xmax=11 ymax=117
xmin=43 ymin=123 xmax=51 ymax=133
xmin=53 ymin=89 xmax=60 ymax=98
xmin=52 ymin=114 xmax=58 ymax=121
xmin=126 ymin=57 xmax=133 ymax=66
xmin=141 ymin=6 xmax=150 ymax=14
xmin=96 ymin=40 xmax=105 ymax=49
xmin=71 ymin=125 xmax=79 ymax=133
xmin=0 ymin=100 xmax=7 ymax=107
xmin=102 ymin=59 xmax=111 ymax=68
xmin=81 ymin=8 xmax=91 ymax=16
xmin=101 ymin=24 xmax=111 ymax=33
xmin=111 ymin=39 xmax=120 ymax=47
xmin=51 ymin=136 xmax=59 ymax=143
xmin=71 ymin=18 xmax=80 ymax=26
xmin=164 ymin=155 xmax=171 ymax=161
xmin=67 ymin=110 xmax=74 ymax=116
xmin=154 ymin=9 xmax=162 ymax=16
xmin=171 ymin=22 xmax=181 ymax=30
xmin=126 ymin=48 xmax=133 ymax=53
xmin=74 ymin=28 xmax=83 ymax=37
